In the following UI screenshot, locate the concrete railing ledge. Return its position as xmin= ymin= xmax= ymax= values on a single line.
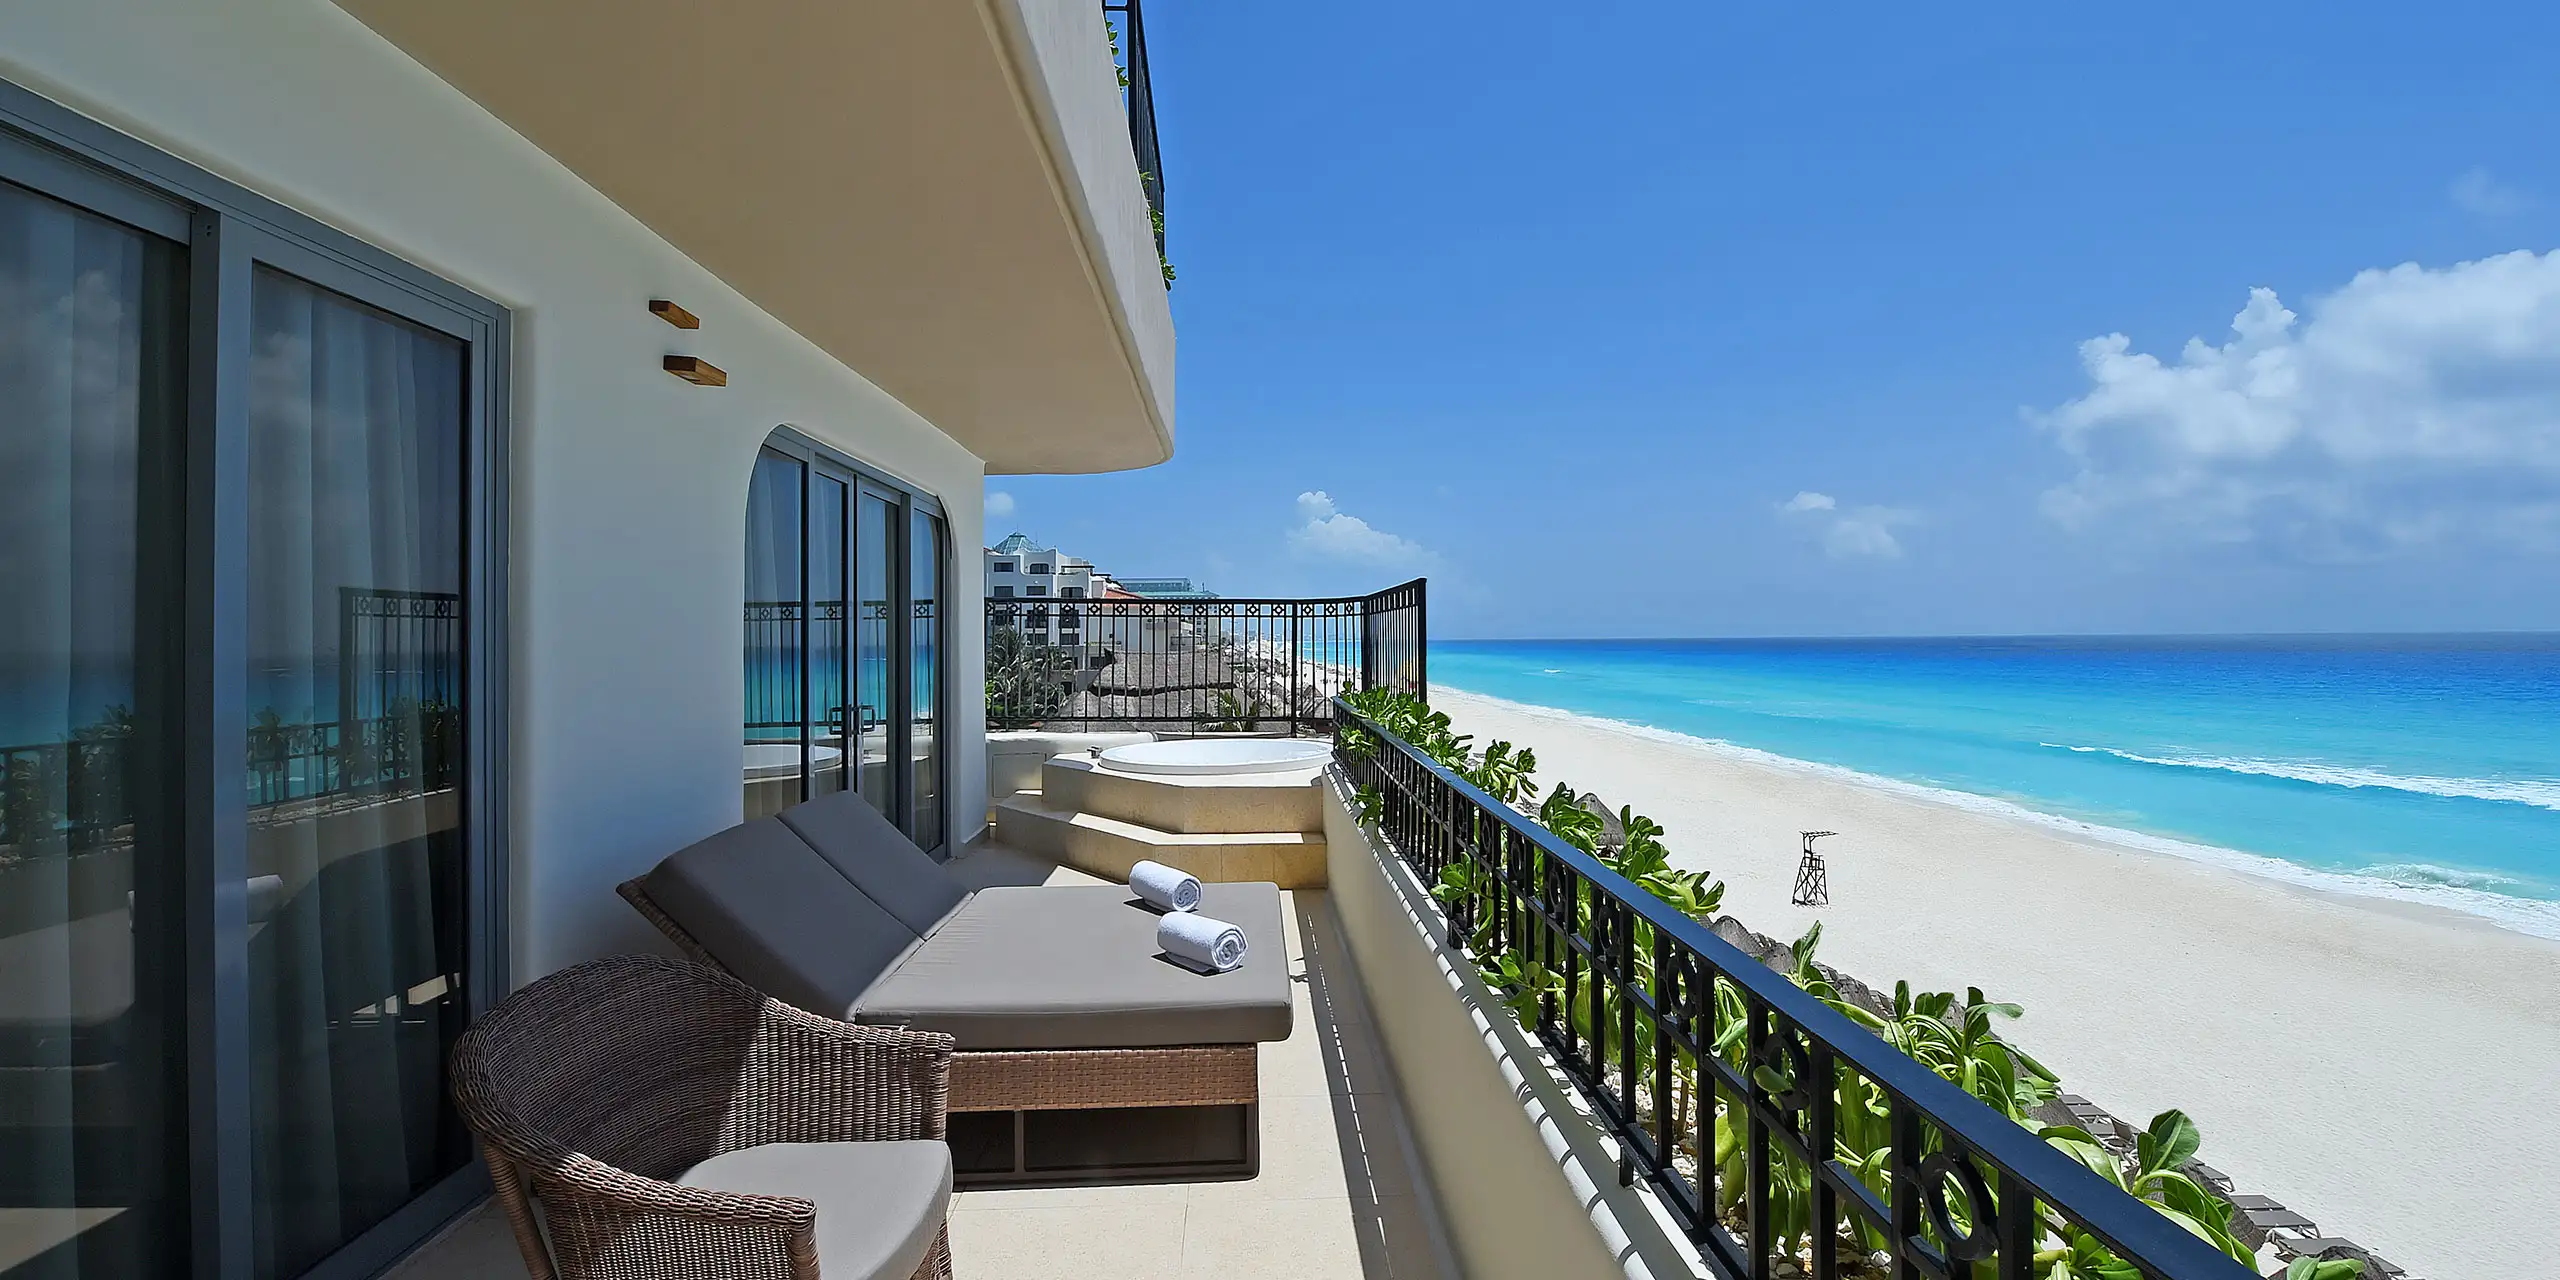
xmin=1323 ymin=764 xmax=1709 ymax=1280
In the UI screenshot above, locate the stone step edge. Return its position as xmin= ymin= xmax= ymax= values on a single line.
xmin=1041 ymin=769 xmax=1326 ymax=836
xmin=994 ymin=792 xmax=1325 ymax=847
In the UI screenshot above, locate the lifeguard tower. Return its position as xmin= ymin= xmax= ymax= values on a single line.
xmin=1792 ymin=830 xmax=1834 ymax=907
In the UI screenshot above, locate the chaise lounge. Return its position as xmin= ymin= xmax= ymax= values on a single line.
xmin=618 ymin=790 xmax=1293 ymax=1157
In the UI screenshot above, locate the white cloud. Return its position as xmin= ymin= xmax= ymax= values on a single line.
xmin=985 ymin=489 xmax=1016 ymax=518
xmin=1779 ymin=491 xmax=1913 ymax=559
xmin=1289 ymin=491 xmax=1431 ymax=565
xmin=2451 ymin=167 xmax=2528 ymax=218
xmin=2036 ymin=249 xmax=2560 ymax=557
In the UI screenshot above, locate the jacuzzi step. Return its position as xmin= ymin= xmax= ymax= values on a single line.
xmin=1040 ymin=755 xmax=1324 ymax=835
xmin=992 ymin=793 xmax=1326 ymax=889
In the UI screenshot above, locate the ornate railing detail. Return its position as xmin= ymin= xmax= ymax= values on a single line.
xmin=746 ymin=598 xmax=903 ymax=742
xmin=987 ymin=579 xmax=1426 ymax=734
xmin=1332 ymin=698 xmax=2261 ymax=1280
xmin=3 ymin=589 xmax=463 ymax=852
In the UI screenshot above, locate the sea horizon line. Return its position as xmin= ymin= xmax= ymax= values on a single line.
xmin=1434 ymin=628 xmax=2560 ymax=645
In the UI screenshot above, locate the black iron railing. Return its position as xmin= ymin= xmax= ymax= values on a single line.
xmin=338 ymin=587 xmax=460 ymax=722
xmin=2 ymin=589 xmax=463 ymax=852
xmin=988 ymin=579 xmax=1425 ymax=734
xmin=242 ymin=706 xmax=462 ymax=810
xmin=1358 ymin=577 xmax=1426 ymax=696
xmin=745 ymin=598 xmax=898 ymax=745
xmin=1332 ymin=699 xmax=2261 ymax=1280
xmin=1104 ymin=0 xmax=1165 ymax=254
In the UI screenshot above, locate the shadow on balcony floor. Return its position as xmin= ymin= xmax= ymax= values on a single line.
xmin=387 ymin=849 xmax=1454 ymax=1280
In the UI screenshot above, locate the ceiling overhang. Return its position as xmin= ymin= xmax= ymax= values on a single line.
xmin=337 ymin=0 xmax=1176 ymax=474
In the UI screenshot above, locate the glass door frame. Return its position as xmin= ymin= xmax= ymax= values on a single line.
xmin=857 ymin=478 xmax=908 ymax=826
xmin=753 ymin=428 xmax=949 ymax=857
xmin=1 ymin=78 xmax=511 ymax=1280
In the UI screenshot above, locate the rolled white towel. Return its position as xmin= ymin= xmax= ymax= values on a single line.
xmin=1129 ymin=859 xmax=1203 ymax=913
xmin=1157 ymin=912 xmax=1248 ymax=974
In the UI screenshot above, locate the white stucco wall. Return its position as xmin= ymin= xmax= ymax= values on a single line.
xmin=0 ymin=0 xmax=993 ymax=980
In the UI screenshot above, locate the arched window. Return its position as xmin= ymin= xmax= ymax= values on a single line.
xmin=742 ymin=429 xmax=949 ymax=855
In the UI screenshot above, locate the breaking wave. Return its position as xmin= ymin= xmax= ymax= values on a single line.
xmin=2037 ymin=744 xmax=2560 ymax=813
xmin=1437 ymin=688 xmax=2560 ymax=941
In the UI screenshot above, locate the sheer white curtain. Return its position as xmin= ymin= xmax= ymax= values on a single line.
xmin=242 ymin=267 xmax=468 ymax=1279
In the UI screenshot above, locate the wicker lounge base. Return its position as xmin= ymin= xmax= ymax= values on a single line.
xmin=947 ymin=1043 xmax=1258 ymax=1111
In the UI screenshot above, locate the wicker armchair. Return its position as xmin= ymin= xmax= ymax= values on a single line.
xmin=449 ymin=954 xmax=957 ymax=1280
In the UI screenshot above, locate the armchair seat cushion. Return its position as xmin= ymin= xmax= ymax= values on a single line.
xmin=677 ymin=1140 xmax=952 ymax=1280
xmin=853 ymin=882 xmax=1294 ymax=1049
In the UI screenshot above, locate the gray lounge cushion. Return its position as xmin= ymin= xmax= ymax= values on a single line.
xmin=639 ymin=818 xmax=921 ymax=1020
xmin=854 ymin=882 xmax=1293 ymax=1049
xmin=778 ymin=791 xmax=971 ymax=936
xmin=678 ymin=1140 xmax=951 ymax=1280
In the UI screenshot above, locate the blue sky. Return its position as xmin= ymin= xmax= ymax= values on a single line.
xmin=991 ymin=2 xmax=2560 ymax=639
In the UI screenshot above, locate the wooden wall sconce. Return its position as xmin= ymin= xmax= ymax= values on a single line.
xmin=664 ymin=355 xmax=727 ymax=386
xmin=652 ymin=300 xmax=721 ymax=384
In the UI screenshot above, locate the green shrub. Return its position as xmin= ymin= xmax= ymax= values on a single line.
xmin=1335 ymin=688 xmax=2272 ymax=1276
xmin=986 ymin=628 xmax=1071 ymax=729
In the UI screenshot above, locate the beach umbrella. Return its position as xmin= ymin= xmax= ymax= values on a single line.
xmin=1575 ymin=791 xmax=1628 ymax=854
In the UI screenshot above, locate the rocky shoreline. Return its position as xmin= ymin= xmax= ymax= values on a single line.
xmin=1708 ymin=916 xmax=2415 ymax=1280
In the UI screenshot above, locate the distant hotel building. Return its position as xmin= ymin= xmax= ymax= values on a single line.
xmin=983 ymin=535 xmax=1217 ymax=650
xmin=984 ymin=532 xmax=1095 ymax=645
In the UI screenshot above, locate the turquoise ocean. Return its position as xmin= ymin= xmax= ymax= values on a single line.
xmin=1429 ymin=636 xmax=2560 ymax=940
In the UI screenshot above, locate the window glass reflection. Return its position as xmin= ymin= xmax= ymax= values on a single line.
xmin=910 ymin=512 xmax=943 ymax=852
xmin=0 ymin=176 xmax=186 ymax=1280
xmin=242 ymin=267 xmax=471 ymax=1279
xmin=742 ymin=452 xmax=804 ymax=819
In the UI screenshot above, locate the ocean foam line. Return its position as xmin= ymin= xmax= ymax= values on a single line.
xmin=1437 ymin=686 xmax=2560 ymax=943
xmin=2036 ymin=742 xmax=2560 ymax=812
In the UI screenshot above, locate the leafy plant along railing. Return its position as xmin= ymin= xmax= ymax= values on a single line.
xmin=1332 ymin=696 xmax=2267 ymax=1280
xmin=1103 ymin=0 xmax=1166 ymax=271
xmin=986 ymin=578 xmax=1425 ymax=734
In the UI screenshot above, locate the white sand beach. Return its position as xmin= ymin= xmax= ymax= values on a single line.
xmin=1432 ymin=688 xmax=2560 ymax=1279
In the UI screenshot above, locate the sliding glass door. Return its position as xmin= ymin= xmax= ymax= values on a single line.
xmin=742 ymin=454 xmax=805 ymax=820
xmin=740 ymin=435 xmax=948 ymax=854
xmin=0 ymin=162 xmax=188 ymax=1280
xmin=809 ymin=476 xmax=850 ymax=800
xmin=1 ymin=83 xmax=506 ymax=1280
xmin=909 ymin=511 xmax=944 ymax=853
xmin=856 ymin=487 xmax=900 ymax=821
xmin=241 ymin=267 xmax=476 ymax=1279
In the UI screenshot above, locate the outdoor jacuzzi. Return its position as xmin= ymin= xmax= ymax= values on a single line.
xmin=1098 ymin=738 xmax=1333 ymax=777
xmin=742 ymin=742 xmax=844 ymax=780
